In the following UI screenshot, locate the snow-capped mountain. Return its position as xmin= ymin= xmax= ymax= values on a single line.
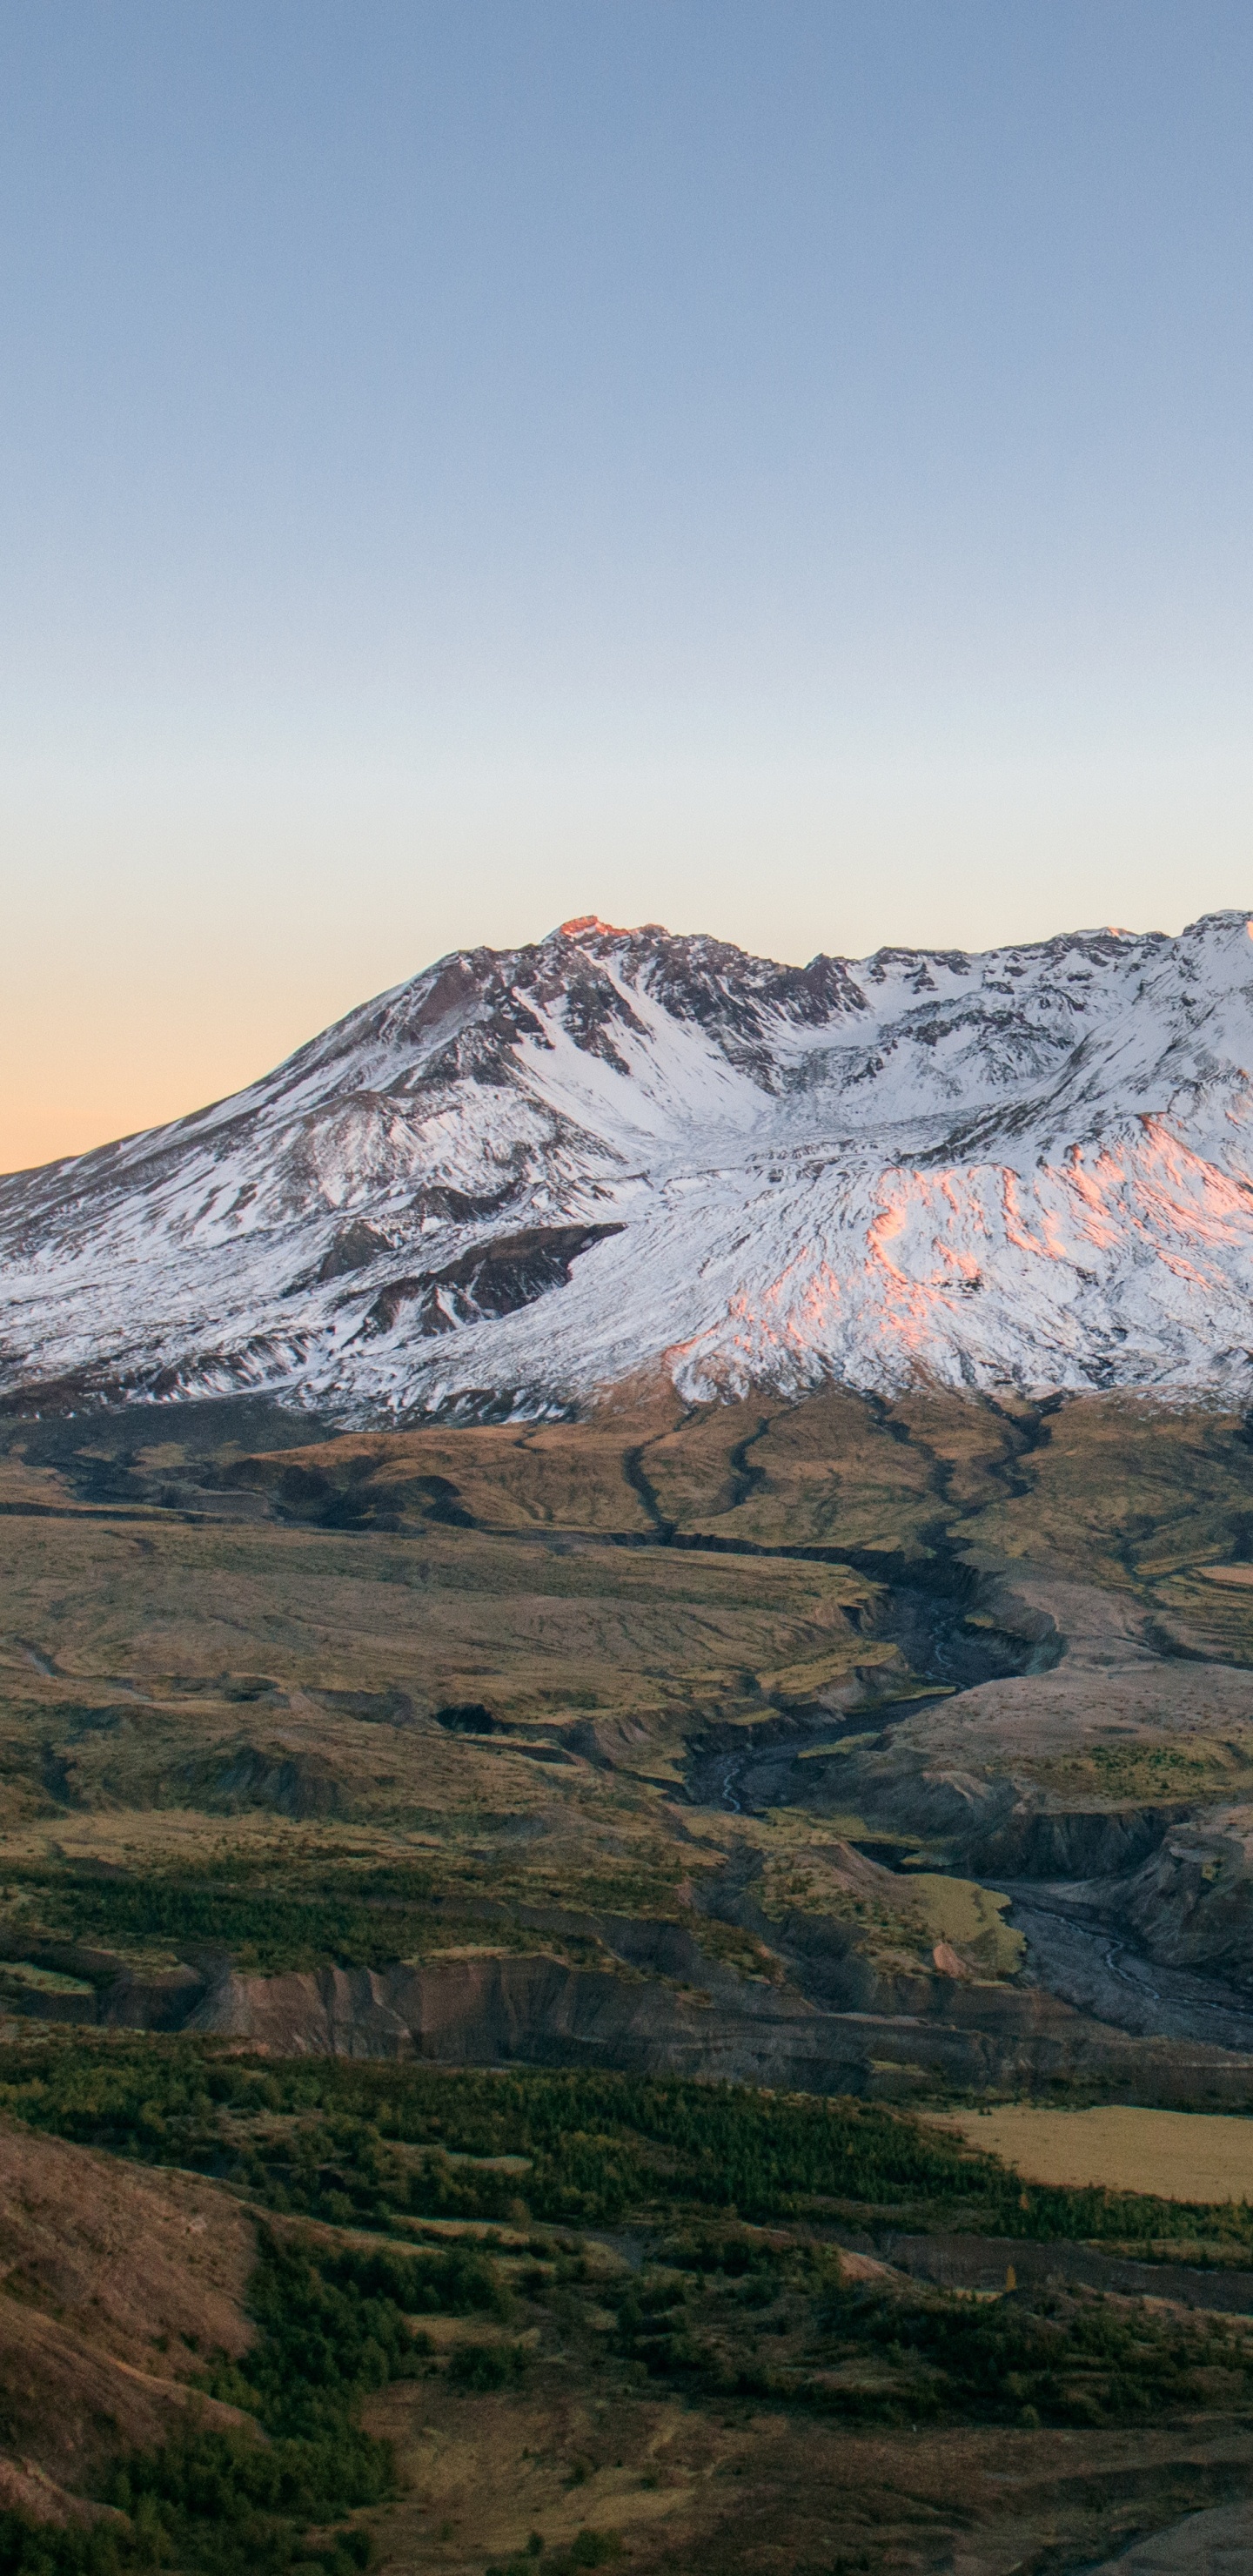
xmin=7 ymin=909 xmax=1253 ymax=1419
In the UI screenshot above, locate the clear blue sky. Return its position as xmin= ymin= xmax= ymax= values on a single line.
xmin=3 ymin=1 xmax=1253 ymax=1164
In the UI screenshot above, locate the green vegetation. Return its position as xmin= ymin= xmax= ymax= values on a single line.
xmin=2 ymin=2037 xmax=1250 ymax=2257
xmin=3 ymin=1855 xmax=463 ymax=1976
xmin=0 ymin=2222 xmax=513 ymax=2576
xmin=2 ymin=2035 xmax=1253 ymax=2576
xmin=810 ymin=2271 xmax=1234 ymax=2426
xmin=606 ymin=2238 xmax=1253 ymax=2429
xmin=1029 ymin=1734 xmax=1253 ymax=1802
xmin=1 ymin=2192 xmax=1243 ymax=2576
xmin=0 ymin=1835 xmax=702 ymax=1981
xmin=486 ymin=2539 xmax=620 ymax=2576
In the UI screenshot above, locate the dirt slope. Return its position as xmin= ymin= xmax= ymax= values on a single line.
xmin=0 ymin=2114 xmax=254 ymax=2505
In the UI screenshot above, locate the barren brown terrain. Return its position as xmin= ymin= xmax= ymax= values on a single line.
xmin=4 ymin=1386 xmax=1253 ymax=2091
xmin=3 ymin=1386 xmax=1253 ymax=2571
xmin=0 ymin=2116 xmax=252 ymax=2511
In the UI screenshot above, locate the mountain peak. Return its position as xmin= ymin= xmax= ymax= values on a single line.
xmin=5 ymin=910 xmax=1253 ymax=1421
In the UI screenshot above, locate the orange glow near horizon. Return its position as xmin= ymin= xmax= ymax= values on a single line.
xmin=1 ymin=1051 xmax=235 ymax=1177
xmin=0 ymin=960 xmax=391 ymax=1177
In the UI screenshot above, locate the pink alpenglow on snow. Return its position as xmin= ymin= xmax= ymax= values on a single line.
xmin=6 ymin=911 xmax=1253 ymax=1419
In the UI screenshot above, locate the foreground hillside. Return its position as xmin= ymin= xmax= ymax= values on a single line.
xmin=0 ymin=2116 xmax=252 ymax=2513
xmin=7 ymin=910 xmax=1253 ymax=1415
xmin=4 ymin=2056 xmax=1253 ymax=2574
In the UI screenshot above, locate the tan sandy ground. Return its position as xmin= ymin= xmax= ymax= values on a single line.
xmin=928 ymin=2105 xmax=1253 ymax=2204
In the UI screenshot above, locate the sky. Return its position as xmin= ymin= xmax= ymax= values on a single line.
xmin=3 ymin=1 xmax=1253 ymax=1171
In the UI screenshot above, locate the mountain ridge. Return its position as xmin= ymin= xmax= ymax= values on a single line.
xmin=6 ymin=907 xmax=1253 ymax=1419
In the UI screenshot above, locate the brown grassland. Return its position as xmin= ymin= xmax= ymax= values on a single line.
xmin=925 ymin=2105 xmax=1253 ymax=2205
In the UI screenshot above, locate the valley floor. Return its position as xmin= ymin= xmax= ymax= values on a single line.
xmin=3 ymin=1385 xmax=1253 ymax=2564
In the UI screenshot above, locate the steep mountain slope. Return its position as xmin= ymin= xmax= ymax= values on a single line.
xmin=5 ymin=909 xmax=1253 ymax=1419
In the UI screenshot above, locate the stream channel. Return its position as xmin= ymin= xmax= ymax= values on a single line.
xmin=687 ymin=1549 xmax=1253 ymax=2057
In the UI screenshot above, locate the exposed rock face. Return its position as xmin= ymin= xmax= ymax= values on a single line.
xmin=182 ymin=1949 xmax=1253 ymax=2106
xmin=358 ymin=1223 xmax=625 ymax=1337
xmin=9 ymin=910 xmax=1253 ymax=1417
xmin=1117 ymin=1811 xmax=1253 ymax=1989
